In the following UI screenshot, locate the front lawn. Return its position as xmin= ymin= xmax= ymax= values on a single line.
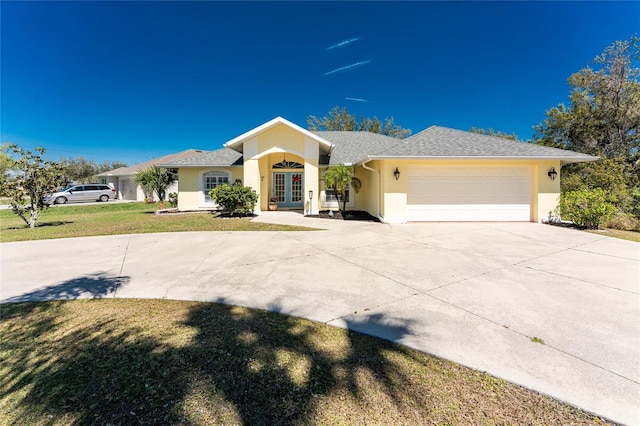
xmin=0 ymin=299 xmax=609 ymax=425
xmin=0 ymin=202 xmax=316 ymax=243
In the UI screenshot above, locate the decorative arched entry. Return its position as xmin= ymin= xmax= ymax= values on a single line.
xmin=272 ymin=160 xmax=304 ymax=208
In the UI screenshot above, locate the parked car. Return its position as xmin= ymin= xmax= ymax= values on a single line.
xmin=44 ymin=184 xmax=116 ymax=205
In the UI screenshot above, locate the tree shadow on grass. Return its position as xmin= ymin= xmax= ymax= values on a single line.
xmin=7 ymin=221 xmax=74 ymax=230
xmin=0 ymin=298 xmax=436 ymax=425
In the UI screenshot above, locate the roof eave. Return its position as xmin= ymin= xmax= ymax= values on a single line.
xmin=365 ymin=155 xmax=599 ymax=162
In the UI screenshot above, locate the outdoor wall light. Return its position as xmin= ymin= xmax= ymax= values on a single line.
xmin=309 ymin=190 xmax=313 ymax=200
xmin=547 ymin=167 xmax=558 ymax=181
xmin=394 ymin=167 xmax=400 ymax=181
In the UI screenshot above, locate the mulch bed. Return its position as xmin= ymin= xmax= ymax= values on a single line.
xmin=316 ymin=210 xmax=380 ymax=222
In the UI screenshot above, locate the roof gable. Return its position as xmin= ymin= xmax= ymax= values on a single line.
xmin=224 ymin=116 xmax=334 ymax=154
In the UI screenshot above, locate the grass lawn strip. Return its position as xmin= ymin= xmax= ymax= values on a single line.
xmin=0 ymin=299 xmax=610 ymax=425
xmin=0 ymin=202 xmax=316 ymax=243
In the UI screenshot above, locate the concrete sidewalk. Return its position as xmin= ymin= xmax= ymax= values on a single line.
xmin=1 ymin=216 xmax=639 ymax=424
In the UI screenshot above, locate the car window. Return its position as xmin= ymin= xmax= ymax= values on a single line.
xmin=69 ymin=186 xmax=84 ymax=192
xmin=99 ymin=185 xmax=110 ymax=190
xmin=85 ymin=185 xmax=99 ymax=191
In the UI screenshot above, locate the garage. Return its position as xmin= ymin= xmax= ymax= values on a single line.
xmin=407 ymin=166 xmax=532 ymax=221
xmin=120 ymin=178 xmax=139 ymax=200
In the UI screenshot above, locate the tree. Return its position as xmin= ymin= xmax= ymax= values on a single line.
xmin=59 ymin=157 xmax=128 ymax=184
xmin=534 ymin=36 xmax=640 ymax=221
xmin=323 ymin=164 xmax=362 ymax=216
xmin=470 ymin=127 xmax=519 ymax=140
xmin=209 ymin=179 xmax=258 ymax=216
xmin=0 ymin=143 xmax=14 ymax=185
xmin=534 ymin=36 xmax=640 ymax=164
xmin=134 ymin=165 xmax=176 ymax=209
xmin=307 ymin=106 xmax=411 ymax=138
xmin=0 ymin=145 xmax=66 ymax=228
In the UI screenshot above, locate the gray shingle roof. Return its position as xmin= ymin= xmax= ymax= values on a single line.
xmin=314 ymin=131 xmax=400 ymax=165
xmin=96 ymin=149 xmax=210 ymax=176
xmin=160 ymin=148 xmax=243 ymax=167
xmin=149 ymin=125 xmax=597 ymax=169
xmin=374 ymin=126 xmax=597 ymax=161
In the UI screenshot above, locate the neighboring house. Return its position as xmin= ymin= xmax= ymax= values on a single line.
xmin=96 ymin=149 xmax=208 ymax=201
xmin=161 ymin=117 xmax=597 ymax=224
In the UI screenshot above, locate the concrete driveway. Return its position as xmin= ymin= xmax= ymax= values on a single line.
xmin=1 ymin=214 xmax=638 ymax=425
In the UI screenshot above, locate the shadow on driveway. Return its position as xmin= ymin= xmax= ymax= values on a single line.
xmin=2 ymin=272 xmax=128 ymax=304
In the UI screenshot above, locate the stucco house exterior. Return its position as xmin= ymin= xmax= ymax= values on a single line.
xmin=161 ymin=116 xmax=597 ymax=224
xmin=96 ymin=149 xmax=208 ymax=201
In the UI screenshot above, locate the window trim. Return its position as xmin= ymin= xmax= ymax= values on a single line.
xmin=199 ymin=169 xmax=232 ymax=207
xmin=320 ymin=180 xmax=354 ymax=209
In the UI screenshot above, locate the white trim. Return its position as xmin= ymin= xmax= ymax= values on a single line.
xmin=198 ymin=169 xmax=233 ymax=207
xmin=250 ymin=146 xmax=306 ymax=161
xmin=224 ymin=116 xmax=334 ymax=153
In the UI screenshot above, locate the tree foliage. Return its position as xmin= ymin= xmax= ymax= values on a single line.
xmin=59 ymin=157 xmax=127 ymax=184
xmin=209 ymin=179 xmax=258 ymax=215
xmin=534 ymin=36 xmax=640 ymax=222
xmin=134 ymin=165 xmax=176 ymax=209
xmin=0 ymin=143 xmax=14 ymax=185
xmin=535 ymin=36 xmax=640 ymax=164
xmin=0 ymin=145 xmax=66 ymax=228
xmin=470 ymin=127 xmax=519 ymax=140
xmin=323 ymin=164 xmax=362 ymax=215
xmin=307 ymin=106 xmax=411 ymax=139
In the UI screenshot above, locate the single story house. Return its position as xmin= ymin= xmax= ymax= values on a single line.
xmin=161 ymin=117 xmax=597 ymax=224
xmin=96 ymin=149 xmax=208 ymax=201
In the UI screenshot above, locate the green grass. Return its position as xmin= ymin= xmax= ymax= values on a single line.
xmin=0 ymin=299 xmax=609 ymax=426
xmin=587 ymin=228 xmax=640 ymax=243
xmin=0 ymin=202 xmax=316 ymax=242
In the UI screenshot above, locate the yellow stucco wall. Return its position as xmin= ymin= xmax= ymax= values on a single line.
xmin=177 ymin=168 xmax=200 ymax=210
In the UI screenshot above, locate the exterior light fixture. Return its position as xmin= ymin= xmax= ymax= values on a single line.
xmin=308 ymin=190 xmax=313 ymax=216
xmin=394 ymin=167 xmax=400 ymax=181
xmin=547 ymin=167 xmax=558 ymax=181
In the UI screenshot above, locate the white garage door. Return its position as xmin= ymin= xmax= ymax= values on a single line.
xmin=407 ymin=166 xmax=532 ymax=221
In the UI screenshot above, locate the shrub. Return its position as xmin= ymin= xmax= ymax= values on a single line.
xmin=560 ymin=187 xmax=616 ymax=229
xmin=209 ymin=180 xmax=258 ymax=216
xmin=605 ymin=211 xmax=640 ymax=231
xmin=168 ymin=192 xmax=178 ymax=208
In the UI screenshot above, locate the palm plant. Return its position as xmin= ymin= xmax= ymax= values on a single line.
xmin=134 ymin=165 xmax=177 ymax=209
xmin=323 ymin=164 xmax=361 ymax=216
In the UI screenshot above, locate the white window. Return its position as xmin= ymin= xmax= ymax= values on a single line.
xmin=203 ymin=171 xmax=229 ymax=203
xmin=321 ymin=182 xmax=353 ymax=208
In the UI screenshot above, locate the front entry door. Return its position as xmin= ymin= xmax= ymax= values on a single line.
xmin=273 ymin=172 xmax=304 ymax=208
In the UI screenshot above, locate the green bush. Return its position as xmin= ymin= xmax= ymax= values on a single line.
xmin=560 ymin=187 xmax=616 ymax=229
xmin=168 ymin=192 xmax=178 ymax=208
xmin=209 ymin=180 xmax=258 ymax=216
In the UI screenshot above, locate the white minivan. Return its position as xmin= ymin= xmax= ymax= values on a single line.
xmin=44 ymin=184 xmax=116 ymax=205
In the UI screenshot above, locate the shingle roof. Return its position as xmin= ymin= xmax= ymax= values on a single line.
xmin=314 ymin=131 xmax=400 ymax=165
xmin=96 ymin=149 xmax=210 ymax=176
xmin=148 ymin=125 xmax=598 ymax=169
xmin=374 ymin=126 xmax=597 ymax=162
xmin=160 ymin=148 xmax=243 ymax=167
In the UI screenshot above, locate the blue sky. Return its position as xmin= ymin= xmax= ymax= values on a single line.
xmin=2 ymin=1 xmax=638 ymax=166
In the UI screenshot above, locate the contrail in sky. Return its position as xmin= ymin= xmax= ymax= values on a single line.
xmin=325 ymin=37 xmax=361 ymax=50
xmin=345 ymin=97 xmax=369 ymax=102
xmin=324 ymin=60 xmax=371 ymax=76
